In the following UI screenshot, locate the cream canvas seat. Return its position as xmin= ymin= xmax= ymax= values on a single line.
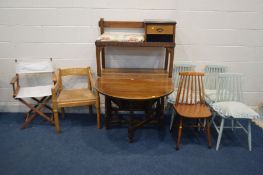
xmin=16 ymin=85 xmax=53 ymax=98
xmin=10 ymin=59 xmax=55 ymax=129
xmin=211 ymin=73 xmax=259 ymax=151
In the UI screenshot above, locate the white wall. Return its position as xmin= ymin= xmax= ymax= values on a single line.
xmin=0 ymin=0 xmax=263 ymax=112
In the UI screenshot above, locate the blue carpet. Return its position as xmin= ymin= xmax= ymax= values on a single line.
xmin=0 ymin=112 xmax=262 ymax=175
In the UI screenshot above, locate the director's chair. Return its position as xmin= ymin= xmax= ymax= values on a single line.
xmin=10 ymin=58 xmax=56 ymax=129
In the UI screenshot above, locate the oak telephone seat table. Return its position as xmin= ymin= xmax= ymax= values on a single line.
xmin=95 ymin=18 xmax=176 ymax=142
xmin=95 ymin=18 xmax=177 ymax=77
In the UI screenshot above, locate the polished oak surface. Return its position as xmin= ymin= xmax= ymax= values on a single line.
xmin=175 ymin=104 xmax=212 ymax=118
xmin=96 ymin=69 xmax=173 ymax=142
xmin=95 ymin=69 xmax=174 ymax=100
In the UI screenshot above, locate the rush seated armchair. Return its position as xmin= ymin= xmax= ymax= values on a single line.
xmin=52 ymin=67 xmax=101 ymax=133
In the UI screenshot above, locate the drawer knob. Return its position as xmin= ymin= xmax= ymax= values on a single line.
xmin=156 ymin=28 xmax=164 ymax=32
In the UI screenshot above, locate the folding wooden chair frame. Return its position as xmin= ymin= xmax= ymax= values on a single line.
xmin=10 ymin=59 xmax=56 ymax=129
xmin=17 ymin=96 xmax=53 ymax=129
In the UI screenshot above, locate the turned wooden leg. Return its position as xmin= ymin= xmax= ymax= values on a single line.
xmin=159 ymin=98 xmax=165 ymax=128
xmin=96 ymin=91 xmax=101 ymax=129
xmin=206 ymin=119 xmax=212 ymax=149
xmin=164 ymin=48 xmax=169 ymax=70
xmin=104 ymin=97 xmax=111 ymax=129
xmin=89 ymin=106 xmax=93 ymax=115
xmin=61 ymin=107 xmax=65 ymax=119
xmin=128 ymin=128 xmax=133 ymax=143
xmin=53 ymin=110 xmax=61 ymax=133
xmin=168 ymin=48 xmax=174 ymax=78
xmin=176 ymin=118 xmax=183 ymax=150
xmin=128 ymin=111 xmax=134 ymax=143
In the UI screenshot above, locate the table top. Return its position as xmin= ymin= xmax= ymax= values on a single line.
xmin=95 ymin=69 xmax=174 ymax=100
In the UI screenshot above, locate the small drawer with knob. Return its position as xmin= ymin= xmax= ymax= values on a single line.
xmin=146 ymin=24 xmax=174 ymax=35
xmin=144 ymin=21 xmax=176 ymax=42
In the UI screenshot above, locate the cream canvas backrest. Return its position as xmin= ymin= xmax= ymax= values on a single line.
xmin=16 ymin=60 xmax=54 ymax=74
xmin=15 ymin=59 xmax=54 ymax=87
xmin=11 ymin=59 xmax=55 ymax=129
xmin=216 ymin=73 xmax=243 ymax=102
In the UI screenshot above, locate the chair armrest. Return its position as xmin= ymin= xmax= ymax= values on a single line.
xmin=51 ymin=80 xmax=61 ymax=103
xmin=51 ymin=81 xmax=60 ymax=111
xmin=88 ymin=69 xmax=97 ymax=92
xmin=52 ymin=71 xmax=58 ymax=84
xmin=52 ymin=81 xmax=60 ymax=96
xmin=10 ymin=75 xmax=18 ymax=85
xmin=10 ymin=75 xmax=20 ymax=97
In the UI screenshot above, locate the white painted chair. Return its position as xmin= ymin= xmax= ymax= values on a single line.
xmin=10 ymin=58 xmax=55 ymax=129
xmin=168 ymin=64 xmax=195 ymax=131
xmin=204 ymin=65 xmax=227 ymax=104
xmin=211 ymin=73 xmax=259 ymax=151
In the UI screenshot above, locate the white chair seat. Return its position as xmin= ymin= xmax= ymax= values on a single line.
xmin=209 ymin=73 xmax=257 ymax=151
xmin=167 ymin=90 xmax=177 ymax=104
xmin=205 ymin=89 xmax=217 ymax=104
xmin=16 ymin=85 xmax=53 ymax=98
xmin=212 ymin=101 xmax=259 ymax=119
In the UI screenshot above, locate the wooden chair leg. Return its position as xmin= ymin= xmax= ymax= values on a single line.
xmin=53 ymin=110 xmax=61 ymax=133
xmin=89 ymin=106 xmax=93 ymax=115
xmin=169 ymin=110 xmax=175 ymax=132
xmin=19 ymin=97 xmax=53 ymax=129
xmin=128 ymin=110 xmax=134 ymax=143
xmin=21 ymin=114 xmax=37 ymax=129
xmin=158 ymin=97 xmax=165 ymax=128
xmin=19 ymin=98 xmax=52 ymax=122
xmin=32 ymin=97 xmax=52 ymax=111
xmin=206 ymin=119 xmax=212 ymax=149
xmin=104 ymin=97 xmax=111 ymax=129
xmin=61 ymin=107 xmax=65 ymax=119
xmin=27 ymin=97 xmax=46 ymax=118
xmin=96 ymin=91 xmax=101 ymax=129
xmin=176 ymin=118 xmax=183 ymax=150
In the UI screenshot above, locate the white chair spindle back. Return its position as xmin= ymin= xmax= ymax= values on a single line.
xmin=216 ymin=73 xmax=243 ymax=102
xmin=173 ymin=64 xmax=195 ymax=88
xmin=204 ymin=65 xmax=226 ymax=90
